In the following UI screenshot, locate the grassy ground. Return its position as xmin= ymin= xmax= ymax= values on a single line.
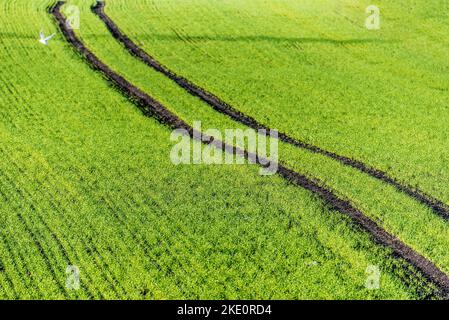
xmin=0 ymin=0 xmax=430 ymax=299
xmin=105 ymin=0 xmax=449 ymax=203
xmin=74 ymin=0 xmax=449 ymax=289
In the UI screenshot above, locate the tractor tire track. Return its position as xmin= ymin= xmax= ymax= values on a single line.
xmin=92 ymin=1 xmax=449 ymax=222
xmin=52 ymin=1 xmax=449 ymax=297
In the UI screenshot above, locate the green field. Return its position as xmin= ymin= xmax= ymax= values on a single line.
xmin=0 ymin=0 xmax=448 ymax=299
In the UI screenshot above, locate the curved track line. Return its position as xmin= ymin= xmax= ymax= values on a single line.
xmin=92 ymin=1 xmax=449 ymax=221
xmin=52 ymin=1 xmax=449 ymax=297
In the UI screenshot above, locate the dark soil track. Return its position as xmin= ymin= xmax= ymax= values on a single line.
xmin=52 ymin=1 xmax=449 ymax=297
xmin=92 ymin=1 xmax=449 ymax=222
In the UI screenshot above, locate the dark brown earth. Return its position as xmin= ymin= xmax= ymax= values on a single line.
xmin=52 ymin=1 xmax=449 ymax=297
xmin=92 ymin=1 xmax=449 ymax=222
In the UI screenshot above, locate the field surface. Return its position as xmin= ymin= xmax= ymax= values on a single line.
xmin=0 ymin=0 xmax=448 ymax=299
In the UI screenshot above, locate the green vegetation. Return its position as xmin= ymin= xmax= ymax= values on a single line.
xmin=82 ymin=0 xmax=449 ymax=287
xmin=0 ymin=0 xmax=447 ymax=299
xmin=100 ymin=0 xmax=449 ymax=291
xmin=106 ymin=0 xmax=449 ymax=203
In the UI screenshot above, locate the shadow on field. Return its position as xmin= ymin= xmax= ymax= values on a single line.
xmin=69 ymin=32 xmax=395 ymax=46
xmin=0 ymin=32 xmax=37 ymax=40
xmin=141 ymin=34 xmax=395 ymax=45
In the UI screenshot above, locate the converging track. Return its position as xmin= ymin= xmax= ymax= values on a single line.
xmin=52 ymin=1 xmax=449 ymax=296
xmin=91 ymin=1 xmax=449 ymax=222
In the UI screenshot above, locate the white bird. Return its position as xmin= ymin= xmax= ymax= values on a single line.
xmin=39 ymin=30 xmax=56 ymax=46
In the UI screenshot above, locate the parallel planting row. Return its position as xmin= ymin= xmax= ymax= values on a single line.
xmin=77 ymin=0 xmax=449 ymax=297
xmin=0 ymin=0 xmax=448 ymax=299
xmin=0 ymin=0 xmax=423 ymax=299
xmin=58 ymin=0 xmax=449 ymax=297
